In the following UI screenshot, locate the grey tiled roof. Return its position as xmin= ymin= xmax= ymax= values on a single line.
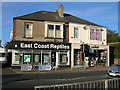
xmin=14 ymin=11 xmax=103 ymax=27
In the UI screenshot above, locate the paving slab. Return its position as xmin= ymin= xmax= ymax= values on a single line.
xmin=2 ymin=66 xmax=109 ymax=75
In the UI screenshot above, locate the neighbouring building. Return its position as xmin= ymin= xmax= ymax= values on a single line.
xmin=8 ymin=4 xmax=110 ymax=68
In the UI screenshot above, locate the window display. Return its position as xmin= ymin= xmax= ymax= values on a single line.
xmin=15 ymin=53 xmax=20 ymax=64
xmin=60 ymin=54 xmax=68 ymax=64
xmin=43 ymin=54 xmax=50 ymax=64
xmin=75 ymin=54 xmax=80 ymax=65
xmin=24 ymin=54 xmax=31 ymax=62
xmin=34 ymin=55 xmax=39 ymax=63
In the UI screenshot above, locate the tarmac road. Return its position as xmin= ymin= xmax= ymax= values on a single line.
xmin=2 ymin=70 xmax=110 ymax=90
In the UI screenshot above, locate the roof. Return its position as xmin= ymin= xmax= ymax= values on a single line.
xmin=14 ymin=11 xmax=103 ymax=27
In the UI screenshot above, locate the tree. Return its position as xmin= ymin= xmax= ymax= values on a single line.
xmin=107 ymin=29 xmax=120 ymax=43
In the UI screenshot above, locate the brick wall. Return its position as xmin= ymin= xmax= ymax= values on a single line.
xmin=114 ymin=59 xmax=120 ymax=64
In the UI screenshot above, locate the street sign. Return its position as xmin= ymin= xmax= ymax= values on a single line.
xmin=38 ymin=64 xmax=53 ymax=71
xmin=21 ymin=64 xmax=32 ymax=71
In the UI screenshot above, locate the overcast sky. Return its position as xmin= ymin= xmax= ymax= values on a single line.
xmin=1 ymin=2 xmax=118 ymax=46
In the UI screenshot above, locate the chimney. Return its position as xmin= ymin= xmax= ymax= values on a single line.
xmin=54 ymin=10 xmax=58 ymax=12
xmin=58 ymin=4 xmax=64 ymax=17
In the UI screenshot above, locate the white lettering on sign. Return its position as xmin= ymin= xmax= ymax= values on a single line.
xmin=50 ymin=44 xmax=70 ymax=50
xmin=21 ymin=43 xmax=33 ymax=48
xmin=17 ymin=42 xmax=70 ymax=50
xmin=34 ymin=43 xmax=49 ymax=49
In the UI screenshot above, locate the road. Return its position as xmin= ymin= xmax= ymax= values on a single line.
xmin=2 ymin=70 xmax=110 ymax=90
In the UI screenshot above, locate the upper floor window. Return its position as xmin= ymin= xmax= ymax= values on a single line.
xmin=55 ymin=25 xmax=61 ymax=38
xmin=90 ymin=29 xmax=101 ymax=41
xmin=48 ymin=25 xmax=54 ymax=38
xmin=47 ymin=24 xmax=62 ymax=38
xmin=24 ymin=23 xmax=33 ymax=38
xmin=74 ymin=27 xmax=79 ymax=38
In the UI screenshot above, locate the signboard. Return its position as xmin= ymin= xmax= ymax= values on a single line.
xmin=12 ymin=41 xmax=71 ymax=50
xmin=21 ymin=64 xmax=32 ymax=71
xmin=38 ymin=64 xmax=53 ymax=71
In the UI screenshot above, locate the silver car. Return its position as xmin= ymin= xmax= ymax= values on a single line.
xmin=108 ymin=64 xmax=120 ymax=77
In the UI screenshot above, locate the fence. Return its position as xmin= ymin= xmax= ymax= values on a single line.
xmin=34 ymin=78 xmax=120 ymax=90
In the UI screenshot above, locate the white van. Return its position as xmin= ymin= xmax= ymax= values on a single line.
xmin=0 ymin=48 xmax=7 ymax=64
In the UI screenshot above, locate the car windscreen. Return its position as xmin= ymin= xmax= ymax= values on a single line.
xmin=116 ymin=64 xmax=120 ymax=67
xmin=0 ymin=53 xmax=6 ymax=57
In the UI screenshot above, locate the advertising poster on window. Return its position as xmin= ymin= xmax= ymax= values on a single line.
xmin=15 ymin=55 xmax=20 ymax=64
xmin=61 ymin=55 xmax=67 ymax=63
xmin=75 ymin=55 xmax=80 ymax=65
xmin=44 ymin=55 xmax=49 ymax=63
xmin=24 ymin=55 xmax=31 ymax=62
xmin=34 ymin=55 xmax=39 ymax=62
xmin=90 ymin=29 xmax=101 ymax=40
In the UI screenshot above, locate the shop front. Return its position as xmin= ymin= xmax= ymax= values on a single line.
xmin=71 ymin=43 xmax=110 ymax=68
xmin=11 ymin=41 xmax=71 ymax=67
xmin=90 ymin=45 xmax=110 ymax=67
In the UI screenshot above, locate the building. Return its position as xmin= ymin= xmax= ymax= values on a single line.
xmin=9 ymin=4 xmax=109 ymax=68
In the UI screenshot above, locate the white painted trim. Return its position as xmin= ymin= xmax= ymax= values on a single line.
xmin=56 ymin=52 xmax=59 ymax=66
xmin=67 ymin=51 xmax=70 ymax=65
xmin=45 ymin=22 xmax=64 ymax=38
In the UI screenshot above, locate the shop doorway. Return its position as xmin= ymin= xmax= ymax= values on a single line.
xmin=51 ymin=51 xmax=56 ymax=66
xmin=89 ymin=50 xmax=107 ymax=66
xmin=74 ymin=49 xmax=83 ymax=66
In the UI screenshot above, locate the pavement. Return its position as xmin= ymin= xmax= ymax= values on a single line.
xmin=2 ymin=65 xmax=109 ymax=75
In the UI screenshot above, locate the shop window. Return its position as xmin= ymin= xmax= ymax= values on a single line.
xmin=23 ymin=54 xmax=31 ymax=63
xmin=74 ymin=50 xmax=80 ymax=65
xmin=15 ymin=53 xmax=20 ymax=64
xmin=60 ymin=54 xmax=68 ymax=64
xmin=24 ymin=23 xmax=33 ymax=38
xmin=33 ymin=54 xmax=40 ymax=63
xmin=74 ymin=27 xmax=79 ymax=38
xmin=42 ymin=54 xmax=50 ymax=64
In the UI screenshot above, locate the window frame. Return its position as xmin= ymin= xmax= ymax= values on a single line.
xmin=46 ymin=23 xmax=63 ymax=39
xmin=74 ymin=27 xmax=79 ymax=39
xmin=90 ymin=28 xmax=102 ymax=41
xmin=24 ymin=22 xmax=33 ymax=38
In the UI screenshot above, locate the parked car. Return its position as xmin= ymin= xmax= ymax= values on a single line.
xmin=108 ymin=64 xmax=120 ymax=77
xmin=0 ymin=48 xmax=7 ymax=64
